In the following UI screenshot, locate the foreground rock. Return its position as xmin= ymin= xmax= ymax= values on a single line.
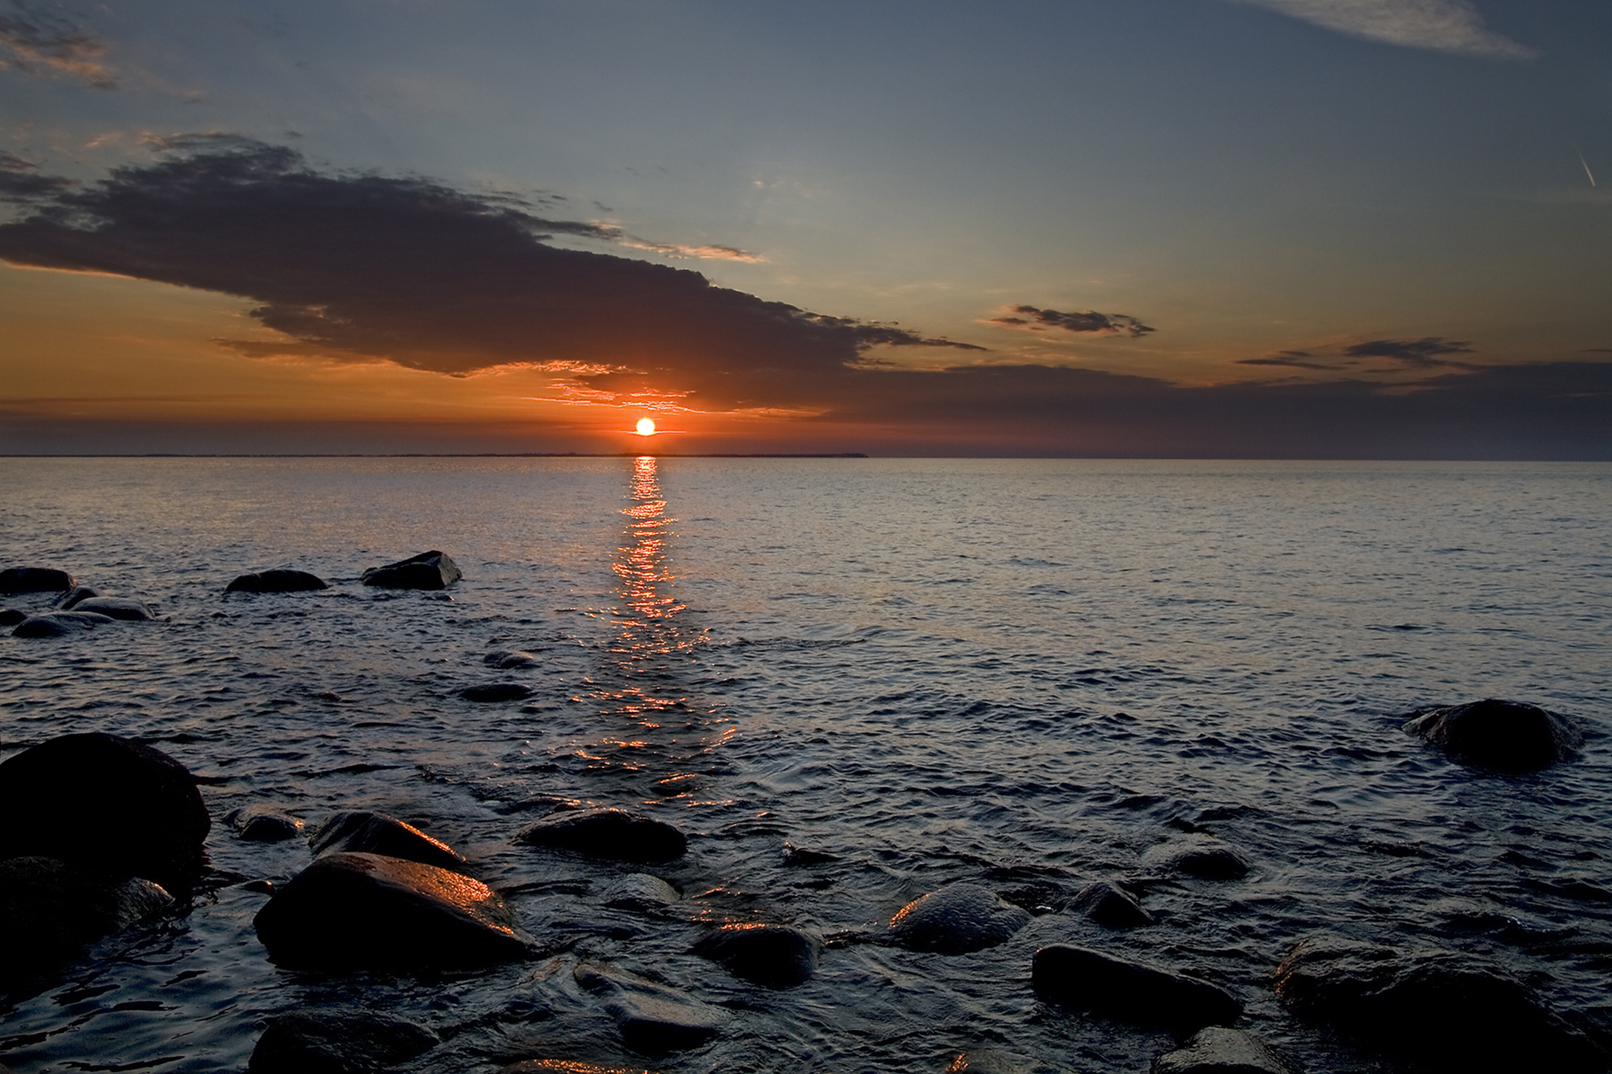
xmin=1402 ymin=698 xmax=1584 ymax=771
xmin=0 ymin=856 xmax=172 ymax=990
xmin=69 ymin=596 xmax=155 ymax=621
xmin=1275 ymin=934 xmax=1605 ymax=1070
xmin=0 ymin=567 xmax=74 ymax=593
xmin=885 ymin=882 xmax=1030 ymax=954
xmin=517 ymin=807 xmax=687 ymax=863
xmin=309 ymin=810 xmax=466 ymax=870
xmin=249 ymin=1008 xmax=439 ymax=1074
xmin=226 ymin=569 xmax=329 ymax=594
xmin=253 ymin=852 xmax=535 ymax=969
xmin=693 ymin=923 xmax=822 ymax=987
xmin=1152 ymin=1027 xmax=1294 ymax=1074
xmin=227 ymin=805 xmax=305 ymax=842
xmin=0 ymin=732 xmax=210 ymax=895
xmin=1142 ymin=835 xmax=1251 ymax=880
xmin=360 ymin=550 xmax=461 ymax=590
xmin=1071 ymin=880 xmax=1154 ymax=928
xmin=12 ymin=610 xmax=115 ymax=637
xmin=574 ymin=961 xmax=727 ymax=1053
xmin=1033 ymin=945 xmax=1242 ymax=1031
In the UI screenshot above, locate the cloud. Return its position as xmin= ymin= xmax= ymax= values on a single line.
xmin=0 ymin=137 xmax=978 ymax=409
xmin=0 ymin=150 xmax=72 ymax=200
xmin=1228 ymin=0 xmax=1537 ymax=59
xmin=1236 ymin=350 xmax=1342 ymax=371
xmin=0 ymin=1 xmax=115 ymax=87
xmin=988 ymin=305 xmax=1156 ymax=339
xmin=1342 ymin=336 xmax=1476 ymax=368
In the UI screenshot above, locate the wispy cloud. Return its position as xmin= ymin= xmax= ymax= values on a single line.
xmin=0 ymin=1 xmax=115 ymax=87
xmin=987 ymin=305 xmax=1156 ymax=339
xmin=1237 ymin=350 xmax=1342 ymax=371
xmin=1228 ymin=0 xmax=1536 ymax=59
xmin=1344 ymin=336 xmax=1477 ymax=368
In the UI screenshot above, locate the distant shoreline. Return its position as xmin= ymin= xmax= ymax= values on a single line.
xmin=0 ymin=452 xmax=871 ymax=459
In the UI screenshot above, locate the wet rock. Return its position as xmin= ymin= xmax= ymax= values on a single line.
xmin=1032 ymin=945 xmax=1242 ymax=1031
xmin=885 ymin=882 xmax=1031 ymax=954
xmin=0 ymin=567 xmax=74 ymax=593
xmin=601 ymin=873 xmax=681 ymax=912
xmin=1274 ymin=934 xmax=1605 ymax=1071
xmin=1152 ymin=1027 xmax=1295 ymax=1074
xmin=360 ymin=550 xmax=461 ymax=590
xmin=70 ymin=596 xmax=155 ymax=621
xmin=460 ymin=682 xmax=534 ymax=702
xmin=226 ymin=569 xmax=329 ymax=594
xmin=574 ymin=961 xmax=727 ymax=1053
xmin=12 ymin=610 xmax=115 ymax=637
xmin=945 ymin=1049 xmax=1032 ymax=1074
xmin=308 ymin=810 xmax=466 ymax=870
xmin=227 ymin=805 xmax=305 ymax=842
xmin=1402 ymin=697 xmax=1584 ymax=771
xmin=0 ymin=732 xmax=210 ymax=895
xmin=1071 ymin=879 xmax=1154 ymax=928
xmin=248 ymin=1008 xmax=439 ymax=1074
xmin=500 ymin=1063 xmax=659 ymax=1074
xmin=0 ymin=608 xmax=24 ymax=626
xmin=782 ymin=841 xmax=838 ymax=866
xmin=57 ymin=585 xmax=100 ymax=608
xmin=253 ymin=851 xmax=535 ymax=969
xmin=1142 ymin=835 xmax=1251 ymax=880
xmin=516 ymin=807 xmax=687 ymax=863
xmin=692 ymin=923 xmax=822 ymax=987
xmin=0 ymin=856 xmax=173 ymax=989
xmin=485 ymin=649 xmax=541 ymax=669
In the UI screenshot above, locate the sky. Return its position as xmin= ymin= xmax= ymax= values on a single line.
xmin=1 ymin=0 xmax=1609 ymax=457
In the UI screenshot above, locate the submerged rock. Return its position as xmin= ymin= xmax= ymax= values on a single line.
xmin=69 ymin=596 xmax=155 ymax=621
xmin=253 ymin=851 xmax=535 ymax=970
xmin=227 ymin=805 xmax=305 ymax=842
xmin=308 ymin=811 xmax=466 ymax=870
xmin=1142 ymin=835 xmax=1251 ymax=880
xmin=600 ymin=873 xmax=681 ymax=912
xmin=885 ymin=882 xmax=1030 ymax=954
xmin=226 ymin=569 xmax=329 ymax=594
xmin=1152 ymin=1027 xmax=1295 ymax=1074
xmin=460 ymin=682 xmax=533 ymax=702
xmin=1071 ymin=880 xmax=1154 ymax=928
xmin=692 ymin=923 xmax=823 ymax=988
xmin=516 ymin=807 xmax=687 ymax=863
xmin=12 ymin=610 xmax=115 ymax=637
xmin=249 ymin=1008 xmax=439 ymax=1074
xmin=0 ymin=732 xmax=210 ymax=895
xmin=0 ymin=567 xmax=74 ymax=593
xmin=1402 ymin=698 xmax=1584 ymax=771
xmin=484 ymin=649 xmax=541 ymax=669
xmin=1032 ymin=944 xmax=1242 ymax=1031
xmin=0 ymin=856 xmax=172 ymax=989
xmin=574 ymin=961 xmax=727 ymax=1053
xmin=57 ymin=585 xmax=100 ymax=608
xmin=360 ymin=550 xmax=461 ymax=590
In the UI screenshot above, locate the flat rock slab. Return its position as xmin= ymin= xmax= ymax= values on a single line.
xmin=1152 ymin=1027 xmax=1295 ymax=1074
xmin=517 ymin=807 xmax=687 ymax=863
xmin=226 ymin=569 xmax=329 ymax=593
xmin=0 ymin=856 xmax=172 ymax=989
xmin=309 ymin=810 xmax=466 ymax=870
xmin=693 ymin=923 xmax=822 ymax=988
xmin=1033 ymin=944 xmax=1242 ymax=1031
xmin=885 ymin=882 xmax=1031 ymax=954
xmin=1402 ymin=697 xmax=1584 ymax=771
xmin=574 ymin=961 xmax=727 ymax=1053
xmin=12 ymin=611 xmax=115 ymax=637
xmin=253 ymin=852 xmax=535 ymax=970
xmin=361 ymin=550 xmax=461 ymax=589
xmin=249 ymin=1008 xmax=438 ymax=1074
xmin=0 ymin=567 xmax=75 ymax=593
xmin=1142 ymin=836 xmax=1251 ymax=880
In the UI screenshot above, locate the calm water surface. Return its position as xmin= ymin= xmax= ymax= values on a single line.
xmin=2 ymin=457 xmax=1609 ymax=1072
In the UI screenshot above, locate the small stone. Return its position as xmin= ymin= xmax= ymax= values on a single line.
xmin=517 ymin=807 xmax=687 ymax=863
xmin=1071 ymin=880 xmax=1154 ymax=928
xmin=1142 ymin=835 xmax=1251 ymax=880
xmin=600 ymin=873 xmax=681 ymax=912
xmin=885 ymin=882 xmax=1030 ymax=954
xmin=692 ymin=923 xmax=822 ymax=988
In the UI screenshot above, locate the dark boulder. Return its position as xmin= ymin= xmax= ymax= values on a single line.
xmin=0 ymin=732 xmax=210 ymax=895
xmin=227 ymin=805 xmax=305 ymax=842
xmin=12 ymin=610 xmax=115 ymax=637
xmin=516 ymin=807 xmax=687 ymax=863
xmin=460 ymin=682 xmax=534 ymax=702
xmin=0 ymin=856 xmax=172 ymax=990
xmin=309 ymin=810 xmax=467 ymax=870
xmin=57 ymin=585 xmax=100 ymax=608
xmin=1402 ymin=698 xmax=1584 ymax=771
xmin=885 ymin=882 xmax=1030 ymax=954
xmin=573 ymin=961 xmax=727 ymax=1053
xmin=1071 ymin=879 xmax=1154 ymax=928
xmin=249 ymin=1008 xmax=438 ymax=1074
xmin=253 ymin=851 xmax=535 ymax=970
xmin=70 ymin=596 xmax=155 ymax=621
xmin=0 ymin=608 xmax=24 ymax=626
xmin=0 ymin=567 xmax=74 ymax=593
xmin=226 ymin=569 xmax=329 ymax=594
xmin=1142 ymin=836 xmax=1251 ymax=880
xmin=693 ymin=923 xmax=822 ymax=988
xmin=360 ymin=550 xmax=461 ymax=590
xmin=1032 ymin=945 xmax=1242 ymax=1031
xmin=1152 ymin=1026 xmax=1295 ymax=1074
xmin=1274 ymin=934 xmax=1606 ymax=1071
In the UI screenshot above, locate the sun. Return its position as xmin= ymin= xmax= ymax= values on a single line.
xmin=635 ymin=417 xmax=657 ymax=436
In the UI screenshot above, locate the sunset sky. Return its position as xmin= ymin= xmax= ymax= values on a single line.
xmin=2 ymin=0 xmax=1609 ymax=456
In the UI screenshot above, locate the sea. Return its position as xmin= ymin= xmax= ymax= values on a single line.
xmin=1 ymin=455 xmax=1609 ymax=1073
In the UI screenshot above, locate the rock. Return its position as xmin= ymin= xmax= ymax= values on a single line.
xmin=253 ymin=851 xmax=535 ymax=969
xmin=485 ymin=649 xmax=540 ymax=669
xmin=248 ymin=1008 xmax=438 ymax=1074
xmin=308 ymin=811 xmax=466 ymax=870
xmin=0 ymin=856 xmax=172 ymax=989
xmin=226 ymin=569 xmax=329 ymax=594
xmin=360 ymin=550 xmax=461 ymax=590
xmin=1071 ymin=880 xmax=1154 ymax=928
xmin=782 ymin=841 xmax=838 ymax=866
xmin=885 ymin=882 xmax=1030 ymax=954
xmin=69 ymin=596 xmax=155 ymax=621
xmin=600 ymin=873 xmax=681 ymax=912
xmin=460 ymin=682 xmax=533 ymax=702
xmin=57 ymin=585 xmax=100 ymax=608
xmin=0 ymin=567 xmax=74 ymax=593
xmin=1142 ymin=836 xmax=1251 ymax=880
xmin=516 ymin=807 xmax=687 ymax=863
xmin=1402 ymin=698 xmax=1584 ymax=771
xmin=227 ymin=805 xmax=305 ymax=842
xmin=0 ymin=732 xmax=210 ymax=895
xmin=11 ymin=611 xmax=116 ymax=637
xmin=1032 ymin=945 xmax=1242 ymax=1031
xmin=692 ymin=923 xmax=822 ymax=988
xmin=0 ymin=608 xmax=24 ymax=626
xmin=574 ymin=961 xmax=727 ymax=1053
xmin=1152 ymin=1027 xmax=1295 ymax=1074
xmin=1274 ymin=934 xmax=1605 ymax=1071
xmin=945 ymin=1050 xmax=1032 ymax=1074
xmin=499 ymin=1063 xmax=659 ymax=1074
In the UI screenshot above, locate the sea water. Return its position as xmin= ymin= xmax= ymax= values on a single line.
xmin=1 ymin=456 xmax=1609 ymax=1072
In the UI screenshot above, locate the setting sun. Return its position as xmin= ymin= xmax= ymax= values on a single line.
xmin=635 ymin=417 xmax=656 ymax=436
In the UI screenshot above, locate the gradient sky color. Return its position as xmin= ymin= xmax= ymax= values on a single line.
xmin=2 ymin=0 xmax=1609 ymax=456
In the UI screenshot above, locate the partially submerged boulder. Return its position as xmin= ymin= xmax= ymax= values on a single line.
xmin=600 ymin=873 xmax=681 ymax=912
xmin=1152 ymin=1027 xmax=1295 ymax=1074
xmin=516 ymin=807 xmax=687 ymax=863
xmin=484 ymin=649 xmax=541 ymax=669
xmin=253 ymin=852 xmax=535 ymax=969
xmin=1032 ymin=944 xmax=1242 ymax=1031
xmin=0 ymin=567 xmax=74 ymax=593
xmin=0 ymin=608 xmax=24 ymax=626
xmin=1071 ymin=880 xmax=1154 ymax=928
xmin=885 ymin=882 xmax=1030 ymax=954
xmin=460 ymin=682 xmax=533 ymax=703
xmin=692 ymin=923 xmax=822 ymax=988
xmin=0 ymin=856 xmax=172 ymax=989
xmin=1142 ymin=835 xmax=1251 ymax=881
xmin=249 ymin=1008 xmax=439 ymax=1074
xmin=69 ymin=596 xmax=155 ymax=621
xmin=360 ymin=550 xmax=461 ymax=590
xmin=226 ymin=569 xmax=329 ymax=594
xmin=308 ymin=811 xmax=466 ymax=870
xmin=227 ymin=805 xmax=305 ymax=842
xmin=57 ymin=585 xmax=100 ymax=608
xmin=0 ymin=732 xmax=210 ymax=895
xmin=574 ymin=961 xmax=727 ymax=1053
xmin=1402 ymin=698 xmax=1584 ymax=771
xmin=12 ymin=611 xmax=115 ymax=637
